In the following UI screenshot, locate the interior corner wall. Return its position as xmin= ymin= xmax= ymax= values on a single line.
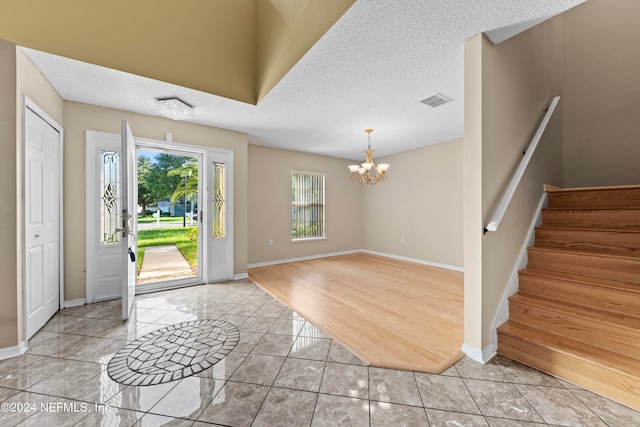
xmin=562 ymin=0 xmax=640 ymax=187
xmin=62 ymin=102 xmax=249 ymax=301
xmin=465 ymin=15 xmax=565 ymax=354
xmin=0 ymin=40 xmax=19 ymax=349
xmin=247 ymin=144 xmax=362 ymax=265
xmin=15 ymin=48 xmax=64 ymax=343
xmin=361 ymin=139 xmax=464 ymax=269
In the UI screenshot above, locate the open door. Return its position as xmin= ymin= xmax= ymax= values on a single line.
xmin=121 ymin=120 xmax=137 ymax=320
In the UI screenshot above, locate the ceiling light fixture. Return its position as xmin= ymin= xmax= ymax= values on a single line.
xmin=155 ymin=98 xmax=195 ymax=120
xmin=348 ymin=129 xmax=390 ymax=185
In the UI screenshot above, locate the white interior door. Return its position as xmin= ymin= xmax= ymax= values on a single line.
xmin=25 ymin=106 xmax=61 ymax=339
xmin=121 ymin=121 xmax=137 ymax=320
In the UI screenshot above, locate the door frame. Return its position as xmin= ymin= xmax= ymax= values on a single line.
xmin=134 ymin=137 xmax=205 ymax=294
xmin=22 ymin=96 xmax=64 ymax=339
xmin=85 ymin=131 xmax=234 ymax=300
xmin=134 ymin=136 xmax=235 ymax=286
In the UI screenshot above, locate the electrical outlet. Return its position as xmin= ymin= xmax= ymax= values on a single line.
xmin=268 ymin=239 xmax=273 ymax=246
xmin=400 ymin=236 xmax=405 ymax=243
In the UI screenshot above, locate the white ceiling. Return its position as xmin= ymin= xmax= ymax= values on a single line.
xmin=22 ymin=0 xmax=585 ymax=161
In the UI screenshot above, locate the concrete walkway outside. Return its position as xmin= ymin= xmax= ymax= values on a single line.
xmin=138 ymin=245 xmax=195 ymax=284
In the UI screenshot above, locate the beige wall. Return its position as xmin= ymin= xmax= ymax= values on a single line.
xmin=0 ymin=40 xmax=18 ymax=348
xmin=248 ymin=140 xmax=464 ymax=268
xmin=248 ymin=144 xmax=362 ymax=264
xmin=15 ymin=48 xmax=64 ymax=342
xmin=463 ymin=35 xmax=484 ymax=352
xmin=0 ymin=43 xmax=64 ymax=348
xmin=464 ymin=16 xmax=565 ymax=354
xmin=362 ymin=139 xmax=463 ymax=268
xmin=562 ymin=0 xmax=640 ymax=186
xmin=63 ymin=102 xmax=249 ymax=301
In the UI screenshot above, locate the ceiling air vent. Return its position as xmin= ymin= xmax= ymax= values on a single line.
xmin=421 ymin=93 xmax=453 ymax=108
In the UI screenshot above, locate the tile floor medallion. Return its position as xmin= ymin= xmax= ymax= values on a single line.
xmin=107 ymin=319 xmax=239 ymax=386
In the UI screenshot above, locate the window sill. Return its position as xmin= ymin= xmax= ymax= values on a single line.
xmin=291 ymin=237 xmax=327 ymax=243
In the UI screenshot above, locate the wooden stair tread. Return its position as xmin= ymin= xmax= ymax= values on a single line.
xmin=520 ymin=267 xmax=640 ymax=291
xmin=528 ymin=245 xmax=640 ymax=261
xmin=537 ymin=224 xmax=640 ymax=233
xmin=510 ymin=293 xmax=640 ymax=329
xmin=545 ymin=185 xmax=640 ymax=209
xmin=498 ymin=321 xmax=640 ymax=374
xmin=545 ymin=184 xmax=640 ymax=193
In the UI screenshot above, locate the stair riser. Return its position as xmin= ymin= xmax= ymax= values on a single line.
xmin=548 ymin=188 xmax=640 ymax=209
xmin=498 ymin=331 xmax=640 ymax=411
xmin=519 ymin=274 xmax=640 ymax=318
xmin=542 ymin=209 xmax=640 ymax=229
xmin=535 ymin=228 xmax=640 ymax=255
xmin=527 ymin=249 xmax=639 ymax=282
xmin=508 ymin=300 xmax=640 ymax=355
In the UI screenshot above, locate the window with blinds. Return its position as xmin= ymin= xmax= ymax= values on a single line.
xmin=291 ymin=171 xmax=326 ymax=240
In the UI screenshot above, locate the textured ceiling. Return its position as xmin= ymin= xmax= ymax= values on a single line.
xmin=22 ymin=0 xmax=586 ymax=161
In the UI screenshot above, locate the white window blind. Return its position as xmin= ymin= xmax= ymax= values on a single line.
xmin=291 ymin=171 xmax=325 ymax=240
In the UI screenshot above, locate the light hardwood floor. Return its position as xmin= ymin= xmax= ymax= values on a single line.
xmin=248 ymin=252 xmax=464 ymax=373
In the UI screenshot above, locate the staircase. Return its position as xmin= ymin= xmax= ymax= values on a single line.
xmin=497 ymin=184 xmax=640 ymax=410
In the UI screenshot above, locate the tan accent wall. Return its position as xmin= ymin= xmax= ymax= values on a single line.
xmin=361 ymin=139 xmax=464 ymax=268
xmin=2 ymin=1 xmax=355 ymax=105
xmin=562 ymin=0 xmax=640 ymax=186
xmin=1 ymin=0 xmax=257 ymax=104
xmin=0 ymin=40 xmax=18 ymax=348
xmin=248 ymin=144 xmax=362 ymax=264
xmin=464 ymin=16 xmax=565 ymax=351
xmin=62 ymin=102 xmax=248 ymax=301
xmin=256 ymin=0 xmax=355 ymax=102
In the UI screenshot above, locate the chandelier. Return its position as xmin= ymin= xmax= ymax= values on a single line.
xmin=348 ymin=129 xmax=390 ymax=185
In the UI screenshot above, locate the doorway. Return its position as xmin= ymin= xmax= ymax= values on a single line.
xmin=24 ymin=98 xmax=63 ymax=339
xmin=86 ymin=130 xmax=234 ymax=303
xmin=136 ymin=148 xmax=202 ymax=290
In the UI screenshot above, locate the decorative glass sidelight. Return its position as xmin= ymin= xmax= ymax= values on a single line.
xmin=100 ymin=150 xmax=121 ymax=245
xmin=212 ymin=162 xmax=225 ymax=238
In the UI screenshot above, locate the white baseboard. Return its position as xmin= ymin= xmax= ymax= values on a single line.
xmin=490 ymin=192 xmax=548 ymax=349
xmin=248 ymin=249 xmax=464 ymax=273
xmin=461 ymin=342 xmax=496 ymax=364
xmin=0 ymin=341 xmax=28 ymax=361
xmin=247 ymin=250 xmax=360 ymax=269
xmin=362 ymin=250 xmax=464 ymax=273
xmin=64 ymin=298 xmax=86 ymax=308
xmin=234 ymin=273 xmax=249 ymax=280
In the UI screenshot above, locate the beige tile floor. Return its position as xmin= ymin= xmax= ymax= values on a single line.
xmin=1 ymin=279 xmax=639 ymax=426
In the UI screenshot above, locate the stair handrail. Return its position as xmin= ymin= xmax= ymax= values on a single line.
xmin=485 ymin=96 xmax=560 ymax=233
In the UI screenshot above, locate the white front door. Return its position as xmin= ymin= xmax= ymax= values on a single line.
xmin=85 ymin=131 xmax=124 ymax=303
xmin=25 ymin=106 xmax=61 ymax=339
xmin=121 ymin=121 xmax=137 ymax=320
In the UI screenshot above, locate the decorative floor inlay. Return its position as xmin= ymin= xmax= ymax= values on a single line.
xmin=107 ymin=319 xmax=239 ymax=386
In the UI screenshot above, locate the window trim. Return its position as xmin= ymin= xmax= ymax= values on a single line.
xmin=291 ymin=170 xmax=326 ymax=242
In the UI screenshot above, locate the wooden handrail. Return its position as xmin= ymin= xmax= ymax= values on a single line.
xmin=484 ymin=96 xmax=560 ymax=233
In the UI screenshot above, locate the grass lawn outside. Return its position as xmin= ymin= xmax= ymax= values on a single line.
xmin=137 ymin=227 xmax=198 ymax=272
